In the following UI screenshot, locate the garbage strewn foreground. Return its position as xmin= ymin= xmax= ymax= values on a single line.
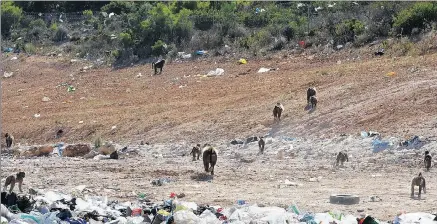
xmin=1 ymin=190 xmax=436 ymax=224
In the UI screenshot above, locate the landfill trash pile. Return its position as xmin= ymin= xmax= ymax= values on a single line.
xmin=2 ymin=190 xmax=435 ymax=224
xmin=2 ymin=135 xmax=437 ymax=221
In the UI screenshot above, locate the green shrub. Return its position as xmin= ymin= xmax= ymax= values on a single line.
xmin=83 ymin=9 xmax=93 ymax=19
xmin=26 ymin=19 xmax=47 ymax=42
xmin=24 ymin=43 xmax=36 ymax=54
xmin=151 ymin=40 xmax=167 ymax=56
xmin=1 ymin=1 xmax=23 ymax=38
xmin=53 ymin=27 xmax=68 ymax=42
xmin=50 ymin=23 xmax=58 ymax=31
xmin=335 ymin=19 xmax=365 ymax=44
xmin=393 ymin=2 xmax=437 ymax=35
xmin=119 ymin=32 xmax=133 ymax=47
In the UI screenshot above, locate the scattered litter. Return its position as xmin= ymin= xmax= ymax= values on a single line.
xmin=337 ymin=60 xmax=342 ymax=64
xmin=238 ymin=58 xmax=247 ymax=64
xmin=361 ymin=131 xmax=380 ymax=138
xmin=386 ymin=71 xmax=396 ymax=77
xmin=278 ymin=179 xmax=300 ymax=188
xmin=179 ymin=85 xmax=187 ymax=88
xmin=372 ymin=139 xmax=392 ymax=153
xmin=369 ymin=195 xmax=382 ymax=202
xmin=177 ymin=52 xmax=192 ymax=59
xmin=67 ymin=86 xmax=76 ymax=92
xmin=257 ymin=67 xmax=278 ymax=73
xmin=151 ymin=177 xmax=173 ymax=186
xmin=3 ymin=47 xmax=14 ymax=52
xmin=78 ymin=121 xmax=83 ymax=124
xmin=196 ymin=50 xmax=207 ymax=55
xmin=230 ymin=139 xmax=244 ymax=145
xmin=206 ymin=68 xmax=224 ymax=77
xmin=336 ymin=45 xmax=343 ymax=50
xmin=34 ymin=113 xmax=41 ymax=118
xmin=4 ymin=72 xmax=14 ymax=78
xmin=136 ymin=73 xmax=142 ymax=78
xmin=11 ymin=56 xmax=18 ymax=60
xmin=111 ymin=126 xmax=117 ymax=130
xmin=399 ymin=136 xmax=426 ymax=149
xmin=255 ymin=8 xmax=266 ymax=13
xmin=42 ymin=97 xmax=51 ymax=102
xmin=0 ymin=189 xmax=433 ymax=224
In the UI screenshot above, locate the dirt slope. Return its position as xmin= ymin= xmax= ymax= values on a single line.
xmin=1 ymin=52 xmax=437 ymax=145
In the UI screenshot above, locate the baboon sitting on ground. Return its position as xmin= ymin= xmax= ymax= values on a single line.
xmin=411 ymin=172 xmax=426 ymax=198
xmin=273 ymin=103 xmax=284 ymax=121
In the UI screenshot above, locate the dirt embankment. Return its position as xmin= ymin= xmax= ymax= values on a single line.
xmin=1 ymin=52 xmax=437 ymax=145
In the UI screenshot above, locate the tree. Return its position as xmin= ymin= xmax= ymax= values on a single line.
xmin=1 ymin=1 xmax=23 ymax=38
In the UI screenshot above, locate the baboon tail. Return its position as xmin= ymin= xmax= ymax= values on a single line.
xmin=152 ymin=62 xmax=155 ymax=69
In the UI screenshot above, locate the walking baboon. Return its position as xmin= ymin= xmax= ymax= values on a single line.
xmin=273 ymin=103 xmax=284 ymax=121
xmin=4 ymin=172 xmax=25 ymax=193
xmin=335 ymin=152 xmax=348 ymax=166
xmin=307 ymin=87 xmax=317 ymax=105
xmin=411 ymin=173 xmax=426 ymax=198
xmin=152 ymin=59 xmax=165 ymax=75
xmin=309 ymin=95 xmax=318 ymax=109
xmin=190 ymin=144 xmax=201 ymax=161
xmin=424 ymin=151 xmax=432 ymax=171
xmin=258 ymin=137 xmax=265 ymax=154
xmin=5 ymin=133 xmax=13 ymax=148
xmin=202 ymin=145 xmax=218 ymax=175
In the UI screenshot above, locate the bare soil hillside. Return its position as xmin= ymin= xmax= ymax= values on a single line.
xmin=1 ymin=52 xmax=437 ymax=145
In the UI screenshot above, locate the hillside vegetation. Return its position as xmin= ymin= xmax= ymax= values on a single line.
xmin=2 ymin=1 xmax=437 ymax=67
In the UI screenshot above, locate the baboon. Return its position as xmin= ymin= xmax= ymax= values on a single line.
xmin=309 ymin=95 xmax=318 ymax=109
xmin=202 ymin=145 xmax=218 ymax=175
xmin=5 ymin=133 xmax=14 ymax=148
xmin=258 ymin=137 xmax=265 ymax=154
xmin=424 ymin=151 xmax=432 ymax=171
xmin=335 ymin=152 xmax=348 ymax=166
xmin=152 ymin=59 xmax=165 ymax=75
xmin=4 ymin=172 xmax=25 ymax=193
xmin=190 ymin=144 xmax=201 ymax=161
xmin=56 ymin=130 xmax=63 ymax=139
xmin=374 ymin=49 xmax=384 ymax=56
xmin=411 ymin=172 xmax=426 ymax=198
xmin=307 ymin=87 xmax=317 ymax=105
xmin=110 ymin=150 xmax=119 ymax=159
xmin=273 ymin=103 xmax=284 ymax=121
